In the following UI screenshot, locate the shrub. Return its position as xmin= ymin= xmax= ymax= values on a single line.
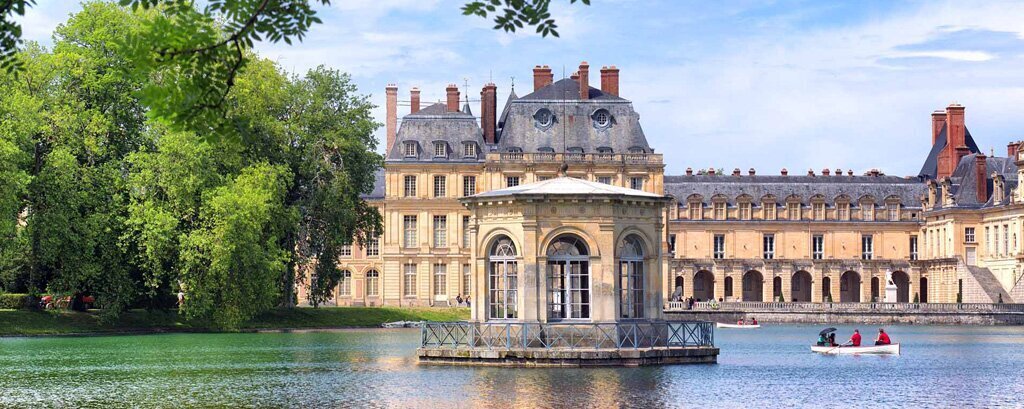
xmin=0 ymin=293 xmax=32 ymax=309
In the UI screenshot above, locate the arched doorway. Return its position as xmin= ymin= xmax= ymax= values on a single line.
xmin=742 ymin=270 xmax=763 ymax=302
xmin=822 ymin=277 xmax=832 ymax=302
xmin=772 ymin=276 xmax=782 ymax=301
xmin=920 ymin=277 xmax=928 ymax=303
xmin=724 ymin=277 xmax=733 ymax=300
xmin=546 ymin=234 xmax=590 ymax=320
xmin=694 ymin=270 xmax=714 ymax=301
xmin=840 ymin=271 xmax=861 ymax=303
xmin=892 ymin=271 xmax=910 ymax=303
xmin=871 ymin=277 xmax=880 ymax=302
xmin=488 ymin=235 xmax=518 ymax=319
xmin=791 ymin=271 xmax=811 ymax=302
xmin=617 ymin=235 xmax=646 ymax=319
xmin=673 ymin=276 xmax=684 ymax=301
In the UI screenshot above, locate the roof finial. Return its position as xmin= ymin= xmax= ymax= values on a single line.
xmin=510 ymin=75 xmax=515 ymax=92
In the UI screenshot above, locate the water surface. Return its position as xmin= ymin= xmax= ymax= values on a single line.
xmin=1 ymin=325 xmax=1022 ymax=408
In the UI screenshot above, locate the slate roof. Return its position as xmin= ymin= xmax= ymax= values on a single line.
xmin=386 ymin=102 xmax=486 ymax=163
xmin=918 ymin=124 xmax=981 ymax=179
xmin=941 ymin=154 xmax=1018 ymax=208
xmin=361 ymin=168 xmax=385 ymax=200
xmin=495 ymin=78 xmax=652 ymax=154
xmin=665 ymin=174 xmax=927 ymax=208
xmin=470 ymin=176 xmax=664 ymax=199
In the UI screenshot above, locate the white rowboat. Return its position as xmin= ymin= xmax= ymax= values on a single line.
xmin=716 ymin=323 xmax=761 ymax=329
xmin=810 ymin=343 xmax=900 ymax=355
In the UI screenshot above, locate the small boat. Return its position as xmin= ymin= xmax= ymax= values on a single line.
xmin=810 ymin=344 xmax=900 ymax=355
xmin=716 ymin=323 xmax=761 ymax=329
xmin=381 ymin=321 xmax=423 ymax=328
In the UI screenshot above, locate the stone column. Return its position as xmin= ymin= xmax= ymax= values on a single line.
xmin=780 ymin=269 xmax=792 ymax=302
xmin=811 ymin=270 xmax=822 ymax=303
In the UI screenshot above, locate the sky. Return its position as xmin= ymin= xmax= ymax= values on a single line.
xmin=18 ymin=0 xmax=1024 ymax=176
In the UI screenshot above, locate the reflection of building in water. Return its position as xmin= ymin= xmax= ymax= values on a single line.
xmin=295 ymin=61 xmax=1024 ymax=307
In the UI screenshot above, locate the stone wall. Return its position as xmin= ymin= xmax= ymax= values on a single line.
xmin=666 ymin=310 xmax=1024 ymax=325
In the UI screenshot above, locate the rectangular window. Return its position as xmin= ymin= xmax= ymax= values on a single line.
xmin=598 ymin=176 xmax=612 ymax=185
xmin=995 ymin=225 xmax=1000 ymax=256
xmin=462 ymin=264 xmax=471 ymax=296
xmin=713 ymin=234 xmax=725 ymax=259
xmin=403 ymin=175 xmax=417 ymax=197
xmin=538 ymin=175 xmax=553 ymax=182
xmin=433 ymin=263 xmax=447 ymax=296
xmin=433 ymin=215 xmax=447 ymax=248
xmin=965 ymin=227 xmax=976 ymax=243
xmin=463 ymin=143 xmax=476 ymax=157
xmin=433 ymin=175 xmax=446 ymax=198
xmin=506 ymin=176 xmax=520 ymax=188
xmin=463 ymin=176 xmax=476 ymax=197
xmin=403 ymin=215 xmax=417 ymax=248
xmin=668 ymin=234 xmax=677 ymax=255
xmin=739 ymin=202 xmax=751 ymax=220
xmin=462 ymin=215 xmax=471 ymax=248
xmin=787 ymin=202 xmax=800 ymax=220
xmin=862 ymin=203 xmax=874 ymax=221
xmin=404 ymin=142 xmax=417 ymax=157
xmin=403 ymin=264 xmax=417 ymax=297
xmin=910 ymin=236 xmax=918 ymax=261
xmin=813 ymin=203 xmax=825 ymax=221
xmin=763 ymin=234 xmax=775 ymax=259
xmin=630 ymin=177 xmax=644 ymax=191
xmin=862 ymin=234 xmax=874 ymax=260
xmin=763 ymin=202 xmax=776 ymax=220
xmin=339 ymin=271 xmax=351 ymax=296
xmin=366 ymin=235 xmax=380 ymax=257
xmin=1004 ymin=224 xmax=1010 ymax=256
xmin=689 ymin=203 xmax=702 ymax=220
xmin=340 ymin=242 xmax=352 ymax=257
xmin=434 ymin=142 xmax=447 ymax=157
xmin=838 ymin=203 xmax=850 ymax=221
xmin=812 ymin=234 xmax=824 ymax=260
xmin=713 ymin=202 xmax=726 ymax=220
xmin=888 ymin=204 xmax=900 ymax=221
xmin=986 ymin=226 xmax=991 ymax=256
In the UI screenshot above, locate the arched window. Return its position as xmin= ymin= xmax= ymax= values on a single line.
xmin=365 ymin=270 xmax=380 ymax=297
xmin=488 ymin=236 xmax=518 ymax=319
xmin=546 ymin=234 xmax=590 ymax=320
xmin=338 ymin=270 xmax=352 ymax=296
xmin=618 ymin=235 xmax=645 ymax=319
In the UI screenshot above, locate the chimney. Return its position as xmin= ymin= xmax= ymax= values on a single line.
xmin=732 ymin=168 xmax=741 ymax=176
xmin=385 ymin=84 xmax=398 ymax=152
xmin=781 ymin=168 xmax=788 ymax=176
xmin=600 ymin=65 xmax=620 ymax=97
xmin=834 ymin=168 xmax=842 ymax=176
xmin=410 ymin=87 xmax=420 ymax=114
xmin=748 ymin=168 xmax=756 ymax=176
xmin=446 ymin=84 xmax=459 ymax=112
xmin=808 ymin=169 xmax=815 ymax=176
xmin=976 ymin=154 xmax=988 ymax=203
xmin=533 ymin=65 xmax=553 ymax=91
xmin=822 ymin=168 xmax=830 ymax=176
xmin=1008 ymin=142 xmax=1019 ymax=159
xmin=848 ymin=170 xmax=854 ymax=176
xmin=931 ymin=110 xmax=946 ymax=145
xmin=685 ymin=167 xmax=693 ymax=176
xmin=481 ymin=83 xmax=497 ymax=144
xmin=708 ymin=167 xmax=716 ymax=176
xmin=578 ymin=61 xmax=590 ymax=100
xmin=570 ymin=71 xmax=579 ymax=81
xmin=948 ymin=103 xmax=969 ymax=162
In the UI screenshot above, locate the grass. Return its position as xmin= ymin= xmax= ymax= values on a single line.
xmin=0 ymin=307 xmax=470 ymax=336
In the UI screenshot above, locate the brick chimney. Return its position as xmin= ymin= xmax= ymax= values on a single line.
xmin=570 ymin=71 xmax=579 ymax=81
xmin=385 ymin=84 xmax=398 ymax=152
xmin=748 ymin=168 xmax=756 ymax=176
xmin=732 ymin=168 xmax=741 ymax=176
xmin=822 ymin=168 xmax=830 ymax=176
xmin=931 ymin=110 xmax=946 ymax=145
xmin=481 ymin=83 xmax=497 ymax=144
xmin=940 ymin=103 xmax=970 ymax=179
xmin=834 ymin=168 xmax=842 ymax=176
xmin=533 ymin=65 xmax=553 ymax=91
xmin=976 ymin=154 xmax=988 ymax=203
xmin=410 ymin=87 xmax=420 ymax=114
xmin=446 ymin=84 xmax=459 ymax=112
xmin=708 ymin=167 xmax=716 ymax=176
xmin=685 ymin=167 xmax=693 ymax=176
xmin=808 ymin=169 xmax=815 ymax=176
xmin=848 ymin=170 xmax=854 ymax=176
xmin=600 ymin=65 xmax=620 ymax=97
xmin=1008 ymin=142 xmax=1019 ymax=159
xmin=578 ymin=61 xmax=590 ymax=100
xmin=781 ymin=168 xmax=788 ymax=176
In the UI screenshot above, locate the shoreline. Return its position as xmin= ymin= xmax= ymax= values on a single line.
xmin=666 ymin=310 xmax=1024 ymax=325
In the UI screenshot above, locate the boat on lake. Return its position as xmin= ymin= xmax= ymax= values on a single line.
xmin=810 ymin=344 xmax=900 ymax=355
xmin=716 ymin=323 xmax=760 ymax=329
xmin=381 ymin=321 xmax=423 ymax=328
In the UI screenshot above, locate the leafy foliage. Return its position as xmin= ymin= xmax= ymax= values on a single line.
xmin=0 ymin=0 xmax=34 ymax=72
xmin=463 ymin=0 xmax=590 ymax=37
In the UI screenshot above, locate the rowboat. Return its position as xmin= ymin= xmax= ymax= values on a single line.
xmin=810 ymin=343 xmax=900 ymax=355
xmin=716 ymin=323 xmax=761 ymax=329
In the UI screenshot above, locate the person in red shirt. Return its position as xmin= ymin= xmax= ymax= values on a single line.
xmin=850 ymin=329 xmax=862 ymax=347
xmin=875 ymin=328 xmax=891 ymax=345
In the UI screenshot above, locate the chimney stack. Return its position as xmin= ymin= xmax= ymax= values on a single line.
xmin=848 ymin=170 xmax=854 ymax=176
xmin=976 ymin=154 xmax=988 ymax=203
xmin=822 ymin=168 xmax=831 ymax=176
xmin=748 ymin=168 xmax=756 ymax=176
xmin=1008 ymin=142 xmax=1019 ymax=159
xmin=410 ymin=87 xmax=420 ymax=114
xmin=385 ymin=84 xmax=398 ymax=152
xmin=446 ymin=84 xmax=459 ymax=112
xmin=781 ymin=168 xmax=788 ymax=176
xmin=931 ymin=110 xmax=946 ymax=146
xmin=732 ymin=168 xmax=741 ymax=176
xmin=533 ymin=65 xmax=553 ymax=91
xmin=481 ymin=83 xmax=497 ymax=144
xmin=708 ymin=167 xmax=716 ymax=176
xmin=685 ymin=167 xmax=693 ymax=176
xmin=808 ymin=169 xmax=815 ymax=176
xmin=600 ymin=65 xmax=620 ymax=97
xmin=834 ymin=168 xmax=842 ymax=176
xmin=578 ymin=61 xmax=590 ymax=100
xmin=570 ymin=71 xmax=579 ymax=81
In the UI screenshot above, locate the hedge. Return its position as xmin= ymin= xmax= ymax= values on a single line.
xmin=0 ymin=293 xmax=32 ymax=310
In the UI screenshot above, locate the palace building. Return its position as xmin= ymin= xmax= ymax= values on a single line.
xmin=295 ymin=61 xmax=1024 ymax=310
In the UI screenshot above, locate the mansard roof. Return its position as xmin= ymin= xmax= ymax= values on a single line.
xmin=518 ymin=78 xmax=624 ymax=101
xmin=665 ymin=174 xmax=927 ymax=207
xmin=918 ymin=123 xmax=981 ymax=179
xmin=362 ymin=168 xmax=385 ymax=200
xmin=386 ymin=102 xmax=486 ymax=163
xmin=470 ymin=176 xmax=664 ymax=199
xmin=942 ymin=154 xmax=1018 ymax=208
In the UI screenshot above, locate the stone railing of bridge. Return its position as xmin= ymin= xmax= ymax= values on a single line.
xmin=665 ymin=301 xmax=1024 ymax=313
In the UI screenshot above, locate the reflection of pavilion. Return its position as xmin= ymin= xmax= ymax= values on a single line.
xmin=418 ymin=177 xmax=717 ymax=366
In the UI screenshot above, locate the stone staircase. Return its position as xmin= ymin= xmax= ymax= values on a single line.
xmin=964 ymin=265 xmax=1014 ymax=303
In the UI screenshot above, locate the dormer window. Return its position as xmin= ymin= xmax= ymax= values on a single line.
xmin=403 ymin=142 xmax=417 ymax=157
xmin=628 ymin=146 xmax=645 ymax=154
xmin=434 ymin=142 xmax=448 ymax=158
xmin=592 ymin=109 xmax=611 ymax=128
xmin=534 ymin=108 xmax=554 ymax=128
xmin=463 ymin=143 xmax=477 ymax=158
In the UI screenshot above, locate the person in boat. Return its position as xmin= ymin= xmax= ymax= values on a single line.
xmin=817 ymin=333 xmax=828 ymax=346
xmin=875 ymin=328 xmax=891 ymax=345
xmin=850 ymin=329 xmax=862 ymax=347
xmin=750 ymin=317 xmax=758 ymax=325
xmin=828 ymin=333 xmax=837 ymax=347
xmin=737 ymin=318 xmax=745 ymax=325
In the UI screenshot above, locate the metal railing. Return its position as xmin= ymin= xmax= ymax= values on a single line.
xmin=421 ymin=321 xmax=714 ymax=351
xmin=489 ymin=152 xmax=663 ymax=165
xmin=665 ymin=301 xmax=1024 ymax=313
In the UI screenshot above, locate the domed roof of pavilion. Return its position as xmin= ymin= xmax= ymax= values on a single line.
xmin=469 ymin=176 xmax=664 ymax=199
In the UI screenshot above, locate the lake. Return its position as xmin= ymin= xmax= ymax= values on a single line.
xmin=1 ymin=325 xmax=1023 ymax=408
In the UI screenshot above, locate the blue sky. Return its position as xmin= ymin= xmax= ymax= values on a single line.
xmin=20 ymin=0 xmax=1024 ymax=176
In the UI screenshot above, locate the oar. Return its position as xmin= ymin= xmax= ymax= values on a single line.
xmin=826 ymin=341 xmax=851 ymax=354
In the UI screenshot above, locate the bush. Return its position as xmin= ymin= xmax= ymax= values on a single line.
xmin=0 ymin=293 xmax=32 ymax=309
